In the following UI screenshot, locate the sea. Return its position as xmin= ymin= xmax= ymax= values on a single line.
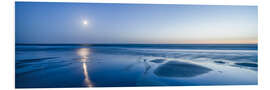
xmin=15 ymin=44 xmax=258 ymax=88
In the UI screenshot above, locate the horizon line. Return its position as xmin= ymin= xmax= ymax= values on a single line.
xmin=15 ymin=43 xmax=258 ymax=45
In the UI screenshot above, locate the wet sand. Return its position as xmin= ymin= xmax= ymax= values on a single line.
xmin=154 ymin=61 xmax=212 ymax=77
xmin=15 ymin=45 xmax=258 ymax=88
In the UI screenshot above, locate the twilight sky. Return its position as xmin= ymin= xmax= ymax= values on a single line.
xmin=15 ymin=2 xmax=258 ymax=44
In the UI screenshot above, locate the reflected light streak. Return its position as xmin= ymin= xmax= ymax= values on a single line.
xmin=77 ymin=48 xmax=92 ymax=87
xmin=83 ymin=63 xmax=91 ymax=87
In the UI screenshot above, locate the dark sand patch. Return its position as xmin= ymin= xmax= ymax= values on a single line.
xmin=15 ymin=63 xmax=29 ymax=69
xmin=214 ymin=61 xmax=226 ymax=64
xmin=235 ymin=62 xmax=258 ymax=67
xmin=16 ymin=57 xmax=60 ymax=69
xmin=154 ymin=61 xmax=212 ymax=77
xmin=16 ymin=57 xmax=59 ymax=64
xmin=16 ymin=62 xmax=73 ymax=77
xmin=150 ymin=59 xmax=166 ymax=63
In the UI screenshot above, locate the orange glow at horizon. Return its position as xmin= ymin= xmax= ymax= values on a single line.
xmin=145 ymin=39 xmax=258 ymax=44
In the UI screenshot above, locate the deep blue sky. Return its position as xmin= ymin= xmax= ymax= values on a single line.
xmin=15 ymin=2 xmax=257 ymax=44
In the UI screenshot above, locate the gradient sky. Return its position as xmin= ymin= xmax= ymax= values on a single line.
xmin=15 ymin=2 xmax=258 ymax=44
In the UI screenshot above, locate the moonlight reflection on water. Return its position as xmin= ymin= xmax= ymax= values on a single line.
xmin=77 ymin=48 xmax=92 ymax=87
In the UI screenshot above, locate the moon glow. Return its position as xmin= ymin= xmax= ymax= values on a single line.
xmin=83 ymin=20 xmax=88 ymax=25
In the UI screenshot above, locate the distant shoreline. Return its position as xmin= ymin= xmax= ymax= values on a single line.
xmin=15 ymin=43 xmax=258 ymax=46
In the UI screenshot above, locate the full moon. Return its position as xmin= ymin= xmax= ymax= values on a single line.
xmin=83 ymin=20 xmax=88 ymax=25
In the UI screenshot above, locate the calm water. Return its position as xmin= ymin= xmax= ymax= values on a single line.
xmin=15 ymin=44 xmax=258 ymax=88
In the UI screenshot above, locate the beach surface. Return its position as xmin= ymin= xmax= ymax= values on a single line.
xmin=15 ymin=44 xmax=258 ymax=88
